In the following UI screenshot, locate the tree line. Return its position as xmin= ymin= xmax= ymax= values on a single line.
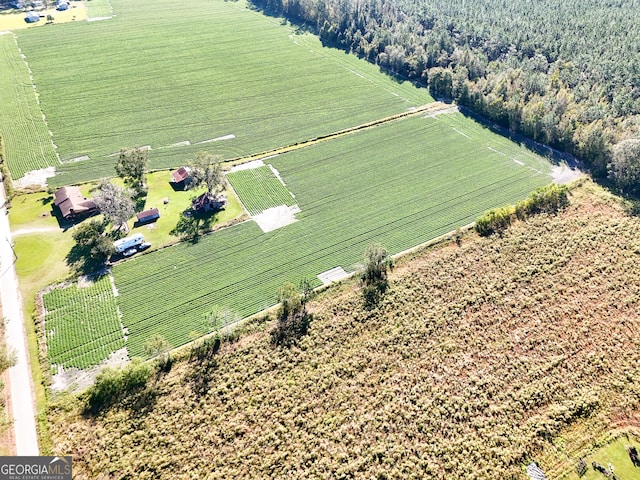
xmin=250 ymin=0 xmax=640 ymax=192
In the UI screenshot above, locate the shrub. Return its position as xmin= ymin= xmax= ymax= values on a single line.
xmin=475 ymin=205 xmax=515 ymax=237
xmin=360 ymin=243 xmax=393 ymax=308
xmin=83 ymin=359 xmax=153 ymax=414
xmin=270 ymin=283 xmax=312 ymax=347
xmin=515 ymin=184 xmax=569 ymax=219
xmin=270 ymin=310 xmax=312 ymax=347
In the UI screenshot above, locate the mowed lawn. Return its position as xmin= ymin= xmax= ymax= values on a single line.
xmin=113 ymin=112 xmax=555 ymax=359
xmin=10 ymin=0 xmax=432 ymax=184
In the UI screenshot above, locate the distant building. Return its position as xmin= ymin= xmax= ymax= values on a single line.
xmin=136 ymin=207 xmax=160 ymax=224
xmin=171 ymin=167 xmax=192 ymax=188
xmin=54 ymin=186 xmax=97 ymax=220
xmin=24 ymin=11 xmax=40 ymax=23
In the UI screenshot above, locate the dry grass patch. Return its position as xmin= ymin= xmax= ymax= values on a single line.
xmin=47 ymin=181 xmax=640 ymax=479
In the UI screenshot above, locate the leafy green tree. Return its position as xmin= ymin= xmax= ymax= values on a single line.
xmin=205 ymin=305 xmax=239 ymax=339
xmin=116 ymin=147 xmax=149 ymax=196
xmin=93 ymin=181 xmax=135 ymax=231
xmin=83 ymin=359 xmax=153 ymax=414
xmin=276 ymin=282 xmax=303 ymax=322
xmin=271 ymin=282 xmax=312 ymax=347
xmin=361 ymin=243 xmax=393 ymax=308
xmin=144 ymin=334 xmax=172 ymax=371
xmin=609 ymin=139 xmax=640 ymax=193
xmin=68 ymin=219 xmax=115 ymax=273
xmin=361 ymin=243 xmax=393 ymax=287
xmin=428 ymin=67 xmax=453 ymax=99
xmin=574 ymin=121 xmax=610 ymax=176
xmin=188 ymin=152 xmax=224 ymax=195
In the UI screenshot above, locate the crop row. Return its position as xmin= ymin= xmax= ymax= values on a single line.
xmin=40 ymin=111 xmax=553 ymax=364
xmin=0 ymin=35 xmax=58 ymax=180
xmin=226 ymin=166 xmax=297 ymax=215
xmin=86 ymin=0 xmax=113 ymax=18
xmin=43 ymin=276 xmax=125 ymax=369
xmin=13 ymin=0 xmax=432 ymax=186
xmin=111 ymin=113 xmax=554 ymax=360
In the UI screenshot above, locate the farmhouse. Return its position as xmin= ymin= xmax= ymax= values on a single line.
xmin=171 ymin=167 xmax=192 ymax=189
xmin=53 ymin=186 xmax=97 ymax=220
xmin=192 ymin=193 xmax=227 ymax=213
xmin=136 ymin=207 xmax=160 ymax=224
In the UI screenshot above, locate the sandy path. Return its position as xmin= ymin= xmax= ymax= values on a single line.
xmin=0 ymin=179 xmax=39 ymax=455
xmin=11 ymin=226 xmax=58 ymax=236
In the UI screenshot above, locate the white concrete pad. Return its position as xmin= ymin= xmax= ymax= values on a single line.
xmin=253 ymin=204 xmax=300 ymax=232
xmin=318 ymin=266 xmax=350 ymax=285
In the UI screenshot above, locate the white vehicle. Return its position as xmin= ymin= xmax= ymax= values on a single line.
xmin=114 ymin=233 xmax=145 ymax=254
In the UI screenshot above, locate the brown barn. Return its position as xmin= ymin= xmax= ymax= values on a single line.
xmin=54 ymin=186 xmax=97 ymax=220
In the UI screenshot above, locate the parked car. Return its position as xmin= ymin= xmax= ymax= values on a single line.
xmin=137 ymin=242 xmax=152 ymax=252
xmin=122 ymin=248 xmax=138 ymax=257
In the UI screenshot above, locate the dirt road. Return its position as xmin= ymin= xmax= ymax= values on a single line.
xmin=0 ymin=179 xmax=39 ymax=455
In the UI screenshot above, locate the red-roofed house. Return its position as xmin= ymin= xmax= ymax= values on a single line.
xmin=171 ymin=167 xmax=192 ymax=188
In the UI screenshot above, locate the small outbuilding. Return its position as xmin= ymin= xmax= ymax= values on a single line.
xmin=171 ymin=166 xmax=192 ymax=188
xmin=136 ymin=207 xmax=160 ymax=224
xmin=54 ymin=186 xmax=97 ymax=220
xmin=24 ymin=12 xmax=40 ymax=23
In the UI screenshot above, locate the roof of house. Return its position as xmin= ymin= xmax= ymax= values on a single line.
xmin=192 ymin=193 xmax=227 ymax=211
xmin=136 ymin=207 xmax=160 ymax=221
xmin=54 ymin=186 xmax=96 ymax=218
xmin=171 ymin=167 xmax=191 ymax=183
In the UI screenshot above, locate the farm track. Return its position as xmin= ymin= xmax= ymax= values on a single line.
xmin=0 ymin=177 xmax=39 ymax=455
xmin=231 ymin=102 xmax=456 ymax=166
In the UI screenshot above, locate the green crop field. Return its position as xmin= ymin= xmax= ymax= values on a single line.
xmin=227 ymin=165 xmax=297 ymax=215
xmin=86 ymin=0 xmax=113 ymax=18
xmin=6 ymin=0 xmax=432 ymax=184
xmin=0 ymin=33 xmax=58 ymax=180
xmin=43 ymin=276 xmax=124 ymax=369
xmin=106 ymin=112 xmax=557 ymax=360
xmin=17 ymin=0 xmax=564 ymax=369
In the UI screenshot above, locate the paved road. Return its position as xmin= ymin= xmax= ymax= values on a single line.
xmin=0 ymin=179 xmax=39 ymax=455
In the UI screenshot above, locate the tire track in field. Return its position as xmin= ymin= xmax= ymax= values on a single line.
xmin=229 ymin=102 xmax=457 ymax=166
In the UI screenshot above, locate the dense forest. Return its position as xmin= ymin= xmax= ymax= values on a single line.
xmin=250 ymin=0 xmax=640 ymax=191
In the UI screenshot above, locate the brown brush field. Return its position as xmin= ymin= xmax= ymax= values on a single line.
xmin=47 ymin=181 xmax=640 ymax=479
